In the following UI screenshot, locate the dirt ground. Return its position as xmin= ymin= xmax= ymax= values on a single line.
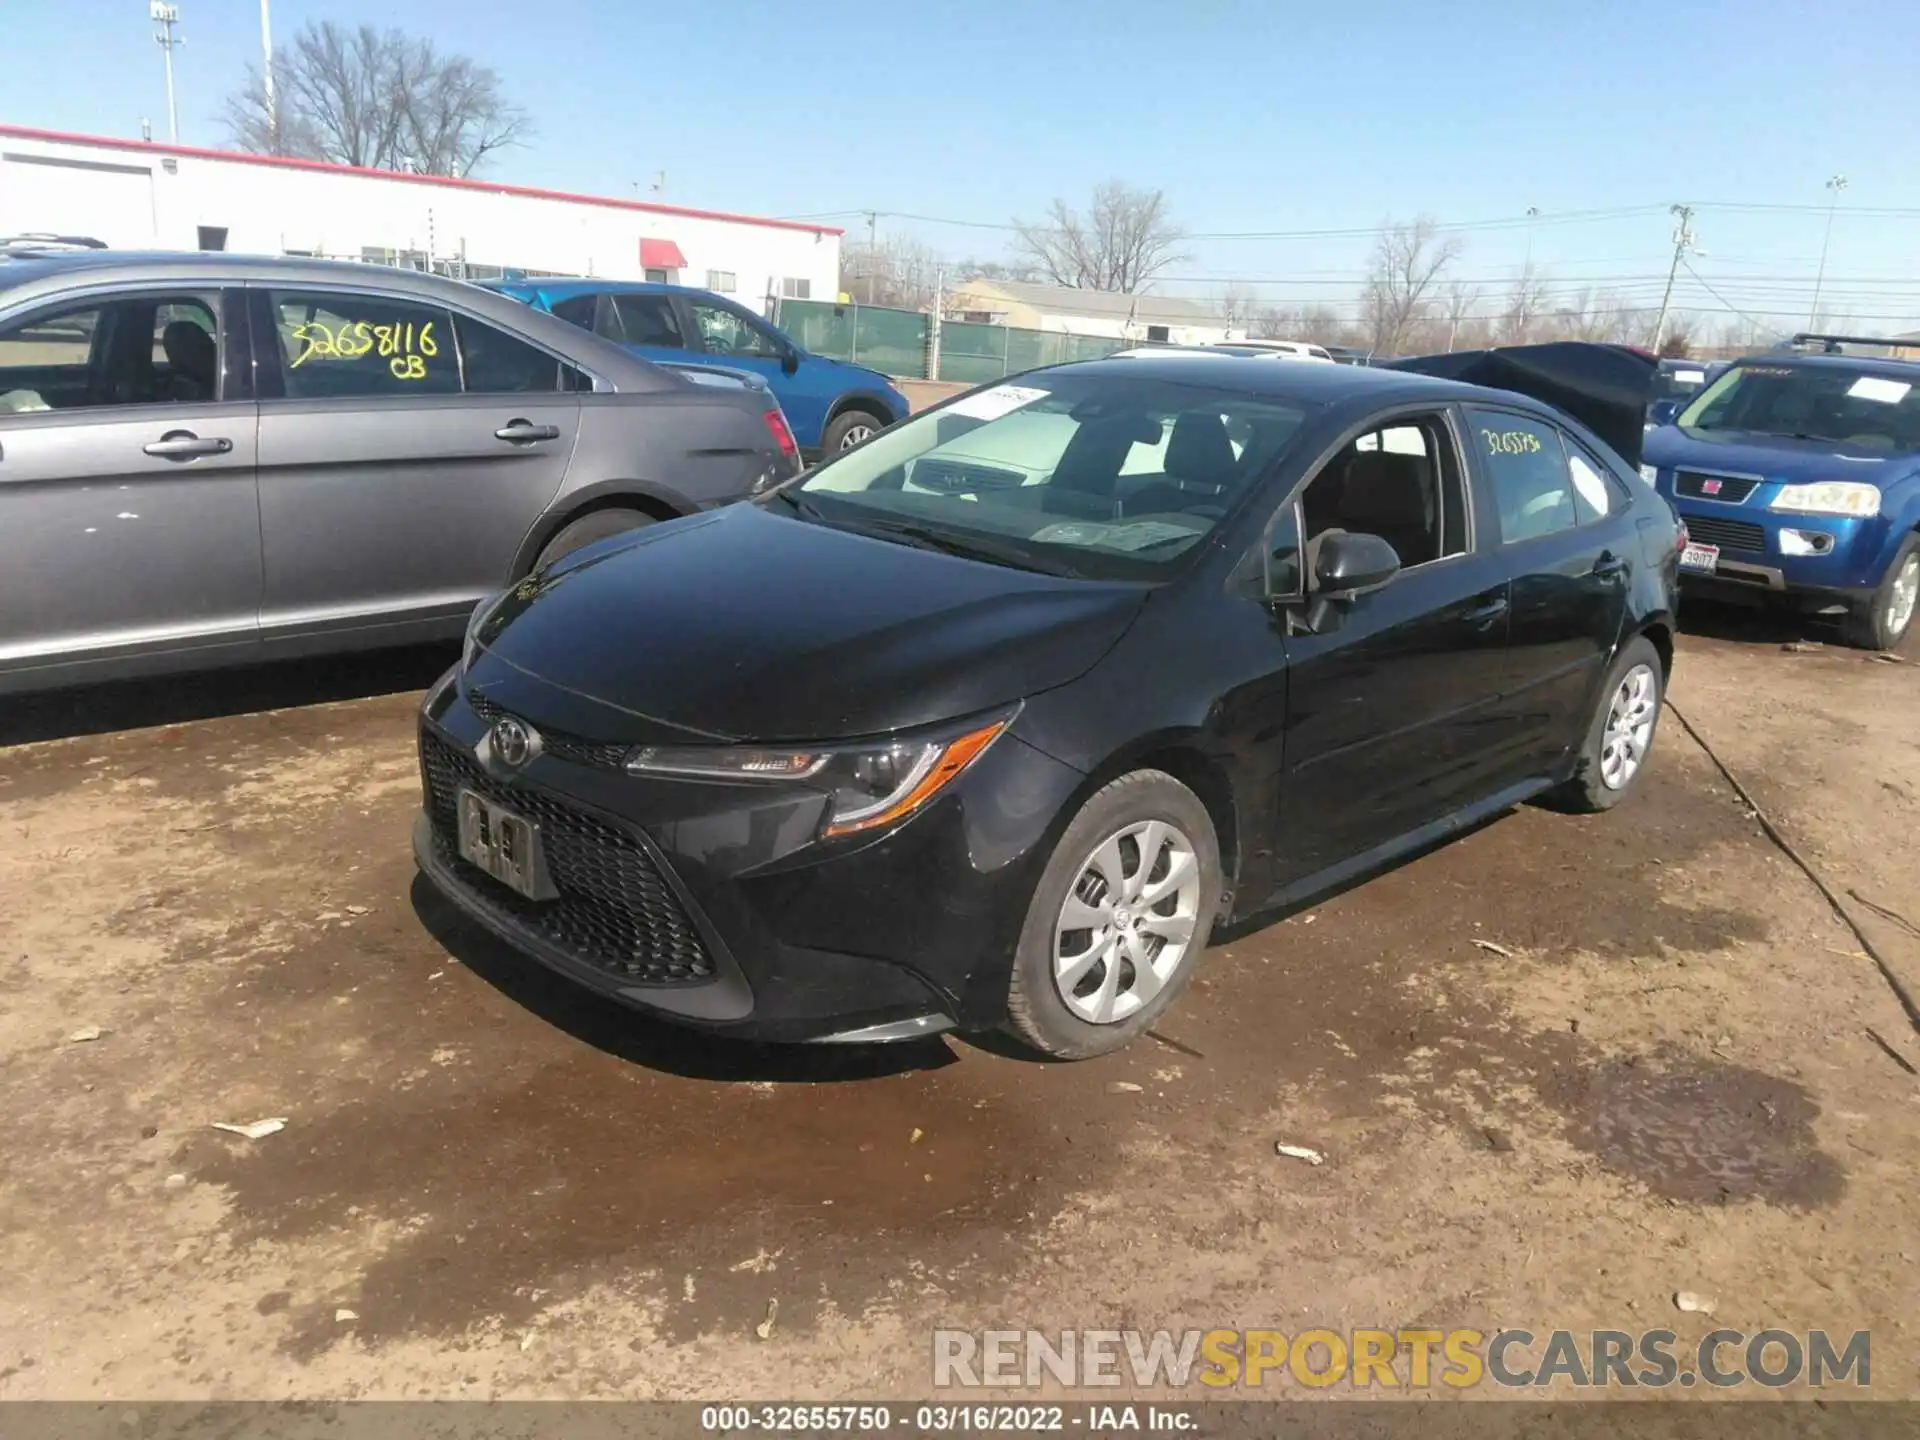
xmin=2 ymin=601 xmax=1918 ymax=1405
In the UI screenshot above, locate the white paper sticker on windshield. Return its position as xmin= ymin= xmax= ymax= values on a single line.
xmin=1031 ymin=520 xmax=1198 ymax=552
xmin=1848 ymin=376 xmax=1911 ymax=404
xmin=946 ymin=384 xmax=1049 ymax=421
xmin=1675 ymin=369 xmax=1706 ymax=385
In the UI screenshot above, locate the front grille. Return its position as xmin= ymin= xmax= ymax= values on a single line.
xmin=420 ymin=729 xmax=715 ymax=985
xmin=467 ymin=692 xmax=632 ymax=770
xmin=1676 ymin=471 xmax=1760 ymax=503
xmin=1680 ymin=514 xmax=1768 ymax=554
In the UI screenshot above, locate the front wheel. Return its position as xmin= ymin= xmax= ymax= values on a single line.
xmin=823 ymin=409 xmax=886 ymax=453
xmin=1004 ymin=770 xmax=1221 ymax=1059
xmin=1545 ymin=635 xmax=1665 ymax=814
xmin=1843 ymin=535 xmax=1920 ymax=652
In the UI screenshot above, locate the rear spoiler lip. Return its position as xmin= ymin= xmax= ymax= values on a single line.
xmin=1381 ymin=341 xmax=1657 ymax=471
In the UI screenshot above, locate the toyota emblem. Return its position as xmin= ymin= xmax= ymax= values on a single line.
xmin=490 ymin=717 xmax=536 ymax=769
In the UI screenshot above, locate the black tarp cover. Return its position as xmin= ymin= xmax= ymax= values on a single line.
xmin=1382 ymin=342 xmax=1656 ymax=471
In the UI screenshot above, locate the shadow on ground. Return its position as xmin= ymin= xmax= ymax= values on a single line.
xmin=0 ymin=643 xmax=458 ymax=746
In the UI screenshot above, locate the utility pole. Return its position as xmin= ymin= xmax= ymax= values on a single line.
xmin=864 ymin=210 xmax=879 ymax=304
xmin=1650 ymin=204 xmax=1696 ymax=354
xmin=929 ymin=265 xmax=944 ymax=381
xmin=1809 ymin=173 xmax=1848 ymax=328
xmin=150 ymin=2 xmax=183 ymax=144
xmin=259 ymin=0 xmax=277 ymax=151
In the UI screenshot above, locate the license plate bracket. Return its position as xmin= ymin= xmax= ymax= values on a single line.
xmin=456 ymin=788 xmax=557 ymax=900
xmin=1680 ymin=542 xmax=1720 ymax=573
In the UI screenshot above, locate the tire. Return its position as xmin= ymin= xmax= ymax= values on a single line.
xmin=530 ymin=507 xmax=656 ymax=572
xmin=823 ymin=408 xmax=887 ymax=453
xmin=1004 ymin=770 xmax=1222 ymax=1060
xmin=1545 ymin=635 xmax=1665 ymax=814
xmin=1842 ymin=534 xmax=1920 ymax=652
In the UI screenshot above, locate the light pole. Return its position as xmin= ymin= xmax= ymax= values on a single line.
xmin=1809 ymin=173 xmax=1848 ymax=328
xmin=150 ymin=2 xmax=182 ymax=143
xmin=259 ymin=0 xmax=277 ymax=151
xmin=1523 ymin=205 xmax=1540 ymax=271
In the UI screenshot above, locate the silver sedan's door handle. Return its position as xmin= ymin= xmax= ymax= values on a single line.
xmin=143 ymin=431 xmax=232 ymax=460
xmin=495 ymin=420 xmax=561 ymax=444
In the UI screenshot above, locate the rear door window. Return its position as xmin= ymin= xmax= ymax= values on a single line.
xmin=267 ymin=291 xmax=459 ymax=398
xmin=611 ymin=293 xmax=686 ymax=348
xmin=0 ymin=293 xmax=220 ymax=410
xmin=1466 ymin=408 xmax=1579 ymax=543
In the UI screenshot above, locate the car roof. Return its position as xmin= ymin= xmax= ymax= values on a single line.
xmin=487 ymin=276 xmax=709 ymax=301
xmin=1729 ymin=350 xmax=1920 ymax=379
xmin=1039 ymin=351 xmax=1488 ymax=406
xmin=0 ymin=250 xmax=683 ymax=393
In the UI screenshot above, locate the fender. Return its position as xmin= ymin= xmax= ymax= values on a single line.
xmin=508 ymin=477 xmax=706 ymax=578
xmin=825 ymin=388 xmax=906 ymax=427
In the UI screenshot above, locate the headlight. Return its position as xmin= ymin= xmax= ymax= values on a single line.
xmin=1638 ymin=463 xmax=1659 ymax=485
xmin=1771 ymin=481 xmax=1881 ymax=517
xmin=626 ymin=712 xmax=1012 ymax=837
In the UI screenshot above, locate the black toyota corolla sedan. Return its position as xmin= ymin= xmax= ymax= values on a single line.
xmin=413 ymin=344 xmax=1681 ymax=1058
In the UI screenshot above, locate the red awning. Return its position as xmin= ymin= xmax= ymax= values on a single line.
xmin=639 ymin=238 xmax=687 ymax=270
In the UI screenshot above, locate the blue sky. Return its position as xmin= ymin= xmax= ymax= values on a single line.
xmin=12 ymin=0 xmax=1920 ymax=331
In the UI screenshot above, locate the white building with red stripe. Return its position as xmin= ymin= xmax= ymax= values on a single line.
xmin=0 ymin=125 xmax=843 ymax=315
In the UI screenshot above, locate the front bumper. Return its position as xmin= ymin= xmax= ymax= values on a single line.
xmin=410 ymin=670 xmax=1085 ymax=1042
xmin=1672 ymin=502 xmax=1880 ymax=605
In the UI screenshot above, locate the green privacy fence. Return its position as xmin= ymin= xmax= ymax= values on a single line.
xmin=774 ymin=299 xmax=930 ymax=379
xmin=772 ymin=299 xmax=1131 ymax=383
xmin=938 ymin=322 xmax=1130 ymax=385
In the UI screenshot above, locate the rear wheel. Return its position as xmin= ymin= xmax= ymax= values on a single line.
xmin=530 ymin=507 xmax=656 ymax=572
xmin=1545 ymin=635 xmax=1664 ymax=814
xmin=823 ymin=408 xmax=887 ymax=453
xmin=1843 ymin=535 xmax=1920 ymax=652
xmin=1004 ymin=770 xmax=1221 ymax=1059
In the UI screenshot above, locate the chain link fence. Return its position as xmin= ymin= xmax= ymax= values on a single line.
xmin=772 ymin=299 xmax=1129 ymax=384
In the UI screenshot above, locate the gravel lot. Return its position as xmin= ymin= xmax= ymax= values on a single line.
xmin=1 ymin=607 xmax=1917 ymax=1401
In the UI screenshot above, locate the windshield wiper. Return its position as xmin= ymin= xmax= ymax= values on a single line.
xmin=767 ymin=486 xmax=827 ymax=521
xmin=858 ymin=520 xmax=1086 ymax=577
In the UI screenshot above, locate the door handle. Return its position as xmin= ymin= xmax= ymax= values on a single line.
xmin=143 ymin=431 xmax=232 ymax=460
xmin=1592 ymin=552 xmax=1629 ymax=580
xmin=1463 ymin=597 xmax=1509 ymax=627
xmin=495 ymin=420 xmax=561 ymax=444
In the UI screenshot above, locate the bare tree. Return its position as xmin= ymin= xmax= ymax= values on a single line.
xmin=224 ymin=21 xmax=529 ymax=176
xmin=1362 ymin=216 xmax=1463 ymax=356
xmin=1217 ymin=283 xmax=1257 ymax=335
xmin=1253 ymin=303 xmax=1356 ymax=348
xmin=1440 ymin=281 xmax=1485 ymax=351
xmin=842 ymin=235 xmax=944 ymax=311
xmin=1014 ymin=181 xmax=1186 ymax=293
xmin=1497 ymin=263 xmax=1552 ymax=345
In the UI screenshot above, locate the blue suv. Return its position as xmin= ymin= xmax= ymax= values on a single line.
xmin=1643 ymin=334 xmax=1920 ymax=650
xmin=484 ymin=278 xmax=909 ymax=457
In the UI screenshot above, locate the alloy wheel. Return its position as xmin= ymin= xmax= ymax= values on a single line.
xmin=1053 ymin=820 xmax=1202 ymax=1024
xmin=1599 ymin=662 xmax=1659 ymax=791
xmin=1887 ymin=553 xmax=1920 ymax=640
xmin=838 ymin=422 xmax=876 ymax=449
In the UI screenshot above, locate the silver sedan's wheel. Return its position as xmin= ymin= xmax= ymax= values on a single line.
xmin=1053 ymin=819 xmax=1203 ymax=1025
xmin=1599 ymin=662 xmax=1658 ymax=791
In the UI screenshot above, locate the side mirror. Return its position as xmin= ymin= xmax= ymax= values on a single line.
xmin=781 ymin=346 xmax=801 ymax=376
xmin=1312 ymin=530 xmax=1401 ymax=600
xmin=1648 ymin=399 xmax=1683 ymax=427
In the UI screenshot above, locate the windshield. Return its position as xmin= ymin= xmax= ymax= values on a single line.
xmin=1677 ymin=362 xmax=1920 ymax=451
xmin=787 ymin=373 xmax=1315 ymax=580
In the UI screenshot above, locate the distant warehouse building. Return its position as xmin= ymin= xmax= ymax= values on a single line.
xmin=948 ymin=277 xmax=1233 ymax=346
xmin=0 ymin=124 xmax=842 ymax=315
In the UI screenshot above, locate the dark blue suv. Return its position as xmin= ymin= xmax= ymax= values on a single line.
xmin=484 ymin=278 xmax=909 ymax=457
xmin=1642 ymin=335 xmax=1920 ymax=649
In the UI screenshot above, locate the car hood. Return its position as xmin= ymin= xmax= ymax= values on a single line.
xmin=1643 ymin=426 xmax=1916 ymax=481
xmin=465 ymin=502 xmax=1148 ymax=745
